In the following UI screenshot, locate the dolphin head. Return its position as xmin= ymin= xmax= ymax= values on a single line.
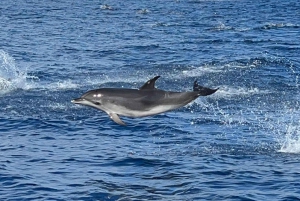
xmin=71 ymin=97 xmax=101 ymax=107
xmin=71 ymin=90 xmax=104 ymax=108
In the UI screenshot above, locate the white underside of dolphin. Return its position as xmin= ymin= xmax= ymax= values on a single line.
xmin=71 ymin=76 xmax=218 ymax=126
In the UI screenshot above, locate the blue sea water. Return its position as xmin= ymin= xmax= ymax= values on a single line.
xmin=0 ymin=0 xmax=300 ymax=200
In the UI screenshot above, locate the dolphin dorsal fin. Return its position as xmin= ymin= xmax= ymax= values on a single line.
xmin=139 ymin=76 xmax=160 ymax=90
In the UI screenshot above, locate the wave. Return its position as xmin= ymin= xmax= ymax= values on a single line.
xmin=1 ymin=51 xmax=294 ymax=95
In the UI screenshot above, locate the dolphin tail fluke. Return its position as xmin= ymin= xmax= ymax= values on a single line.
xmin=193 ymin=81 xmax=218 ymax=96
xmin=109 ymin=113 xmax=126 ymax=126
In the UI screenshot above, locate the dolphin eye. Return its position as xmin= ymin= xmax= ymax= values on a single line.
xmin=93 ymin=94 xmax=102 ymax=98
xmin=94 ymin=102 xmax=101 ymax=105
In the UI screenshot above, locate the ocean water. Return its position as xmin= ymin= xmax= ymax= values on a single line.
xmin=0 ymin=0 xmax=300 ymax=200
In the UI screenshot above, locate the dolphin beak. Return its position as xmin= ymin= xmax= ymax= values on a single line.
xmin=71 ymin=98 xmax=84 ymax=104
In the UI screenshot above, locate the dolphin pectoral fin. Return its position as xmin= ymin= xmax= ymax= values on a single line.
xmin=193 ymin=81 xmax=218 ymax=96
xmin=139 ymin=76 xmax=160 ymax=90
xmin=109 ymin=113 xmax=126 ymax=126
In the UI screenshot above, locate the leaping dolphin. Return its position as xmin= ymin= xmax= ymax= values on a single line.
xmin=71 ymin=76 xmax=218 ymax=125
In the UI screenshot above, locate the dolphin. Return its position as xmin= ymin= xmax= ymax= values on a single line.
xmin=71 ymin=76 xmax=218 ymax=125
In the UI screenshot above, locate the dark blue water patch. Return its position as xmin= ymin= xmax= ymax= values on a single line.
xmin=73 ymin=192 xmax=121 ymax=201
xmin=39 ymin=136 xmax=56 ymax=140
xmin=102 ymin=157 xmax=178 ymax=168
xmin=281 ymin=196 xmax=300 ymax=201
xmin=0 ymin=175 xmax=26 ymax=186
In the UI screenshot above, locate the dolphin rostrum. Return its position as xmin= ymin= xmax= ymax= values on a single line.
xmin=71 ymin=76 xmax=218 ymax=125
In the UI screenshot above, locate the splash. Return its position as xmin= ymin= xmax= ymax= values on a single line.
xmin=278 ymin=109 xmax=300 ymax=154
xmin=279 ymin=126 xmax=300 ymax=154
xmin=0 ymin=50 xmax=36 ymax=93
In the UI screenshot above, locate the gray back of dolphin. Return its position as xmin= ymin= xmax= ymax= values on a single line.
xmin=72 ymin=76 xmax=218 ymax=125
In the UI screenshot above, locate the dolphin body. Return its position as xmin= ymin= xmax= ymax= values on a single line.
xmin=71 ymin=76 xmax=218 ymax=125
